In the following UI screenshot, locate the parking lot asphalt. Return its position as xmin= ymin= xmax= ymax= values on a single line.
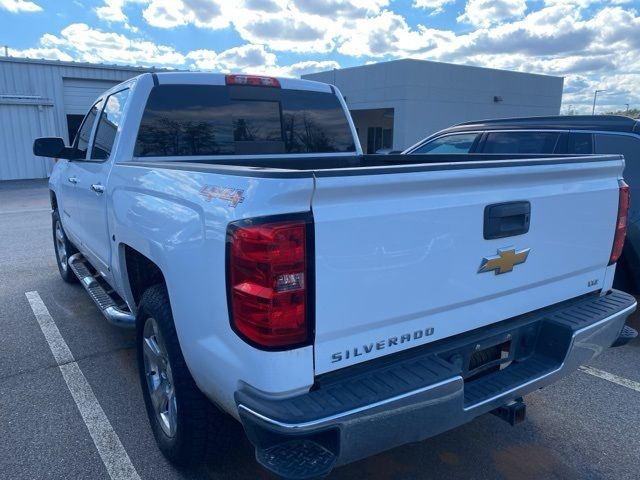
xmin=1 ymin=178 xmax=640 ymax=480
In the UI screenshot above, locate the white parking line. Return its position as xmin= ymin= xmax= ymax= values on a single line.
xmin=25 ymin=291 xmax=141 ymax=480
xmin=579 ymin=365 xmax=640 ymax=393
xmin=0 ymin=208 xmax=51 ymax=215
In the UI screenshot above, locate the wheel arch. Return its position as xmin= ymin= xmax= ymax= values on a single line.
xmin=50 ymin=190 xmax=58 ymax=211
xmin=121 ymin=244 xmax=167 ymax=310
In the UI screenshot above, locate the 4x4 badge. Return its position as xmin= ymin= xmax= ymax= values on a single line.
xmin=479 ymin=247 xmax=530 ymax=275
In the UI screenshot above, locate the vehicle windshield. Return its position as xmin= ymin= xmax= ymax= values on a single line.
xmin=134 ymin=85 xmax=356 ymax=157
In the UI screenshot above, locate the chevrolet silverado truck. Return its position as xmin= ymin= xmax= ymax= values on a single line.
xmin=34 ymin=72 xmax=637 ymax=479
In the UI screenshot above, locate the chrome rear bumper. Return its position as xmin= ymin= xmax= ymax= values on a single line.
xmin=237 ymin=290 xmax=636 ymax=478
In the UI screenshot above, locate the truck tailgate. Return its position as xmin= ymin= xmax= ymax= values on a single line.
xmin=311 ymin=157 xmax=623 ymax=374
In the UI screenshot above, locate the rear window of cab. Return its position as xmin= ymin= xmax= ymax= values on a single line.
xmin=134 ymin=85 xmax=356 ymax=157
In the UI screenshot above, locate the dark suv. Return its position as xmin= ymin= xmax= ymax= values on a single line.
xmin=405 ymin=115 xmax=640 ymax=292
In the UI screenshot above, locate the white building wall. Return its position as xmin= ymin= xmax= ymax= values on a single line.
xmin=0 ymin=58 xmax=154 ymax=180
xmin=304 ymin=59 xmax=564 ymax=151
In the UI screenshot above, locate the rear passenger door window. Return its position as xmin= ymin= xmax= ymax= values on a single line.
xmin=412 ymin=133 xmax=479 ymax=154
xmin=480 ymin=131 xmax=562 ymax=154
xmin=91 ymin=89 xmax=130 ymax=160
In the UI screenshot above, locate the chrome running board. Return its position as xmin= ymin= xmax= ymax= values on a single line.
xmin=68 ymin=253 xmax=135 ymax=329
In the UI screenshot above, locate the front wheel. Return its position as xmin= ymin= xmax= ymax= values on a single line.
xmin=136 ymin=285 xmax=211 ymax=465
xmin=52 ymin=210 xmax=78 ymax=283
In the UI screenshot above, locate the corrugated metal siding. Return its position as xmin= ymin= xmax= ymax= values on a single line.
xmin=0 ymin=103 xmax=55 ymax=180
xmin=0 ymin=58 xmax=150 ymax=180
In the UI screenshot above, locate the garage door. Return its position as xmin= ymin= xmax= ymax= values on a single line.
xmin=62 ymin=78 xmax=119 ymax=115
xmin=0 ymin=103 xmax=56 ymax=180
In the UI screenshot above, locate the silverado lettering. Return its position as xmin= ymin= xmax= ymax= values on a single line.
xmin=331 ymin=328 xmax=435 ymax=363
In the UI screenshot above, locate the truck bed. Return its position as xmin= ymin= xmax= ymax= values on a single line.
xmin=127 ymin=153 xmax=622 ymax=176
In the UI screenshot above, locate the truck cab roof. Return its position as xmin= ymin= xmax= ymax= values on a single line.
xmin=148 ymin=71 xmax=334 ymax=93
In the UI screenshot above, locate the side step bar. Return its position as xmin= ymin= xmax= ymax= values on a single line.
xmin=68 ymin=253 xmax=135 ymax=328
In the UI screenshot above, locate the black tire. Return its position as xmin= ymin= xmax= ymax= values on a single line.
xmin=136 ymin=284 xmax=212 ymax=466
xmin=52 ymin=209 xmax=78 ymax=283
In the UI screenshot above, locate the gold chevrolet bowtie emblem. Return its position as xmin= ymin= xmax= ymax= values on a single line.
xmin=478 ymin=247 xmax=530 ymax=275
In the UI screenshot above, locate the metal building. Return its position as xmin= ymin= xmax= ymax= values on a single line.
xmin=303 ymin=59 xmax=564 ymax=153
xmin=0 ymin=57 xmax=156 ymax=180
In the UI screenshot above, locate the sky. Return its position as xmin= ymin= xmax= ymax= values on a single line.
xmin=0 ymin=0 xmax=639 ymax=114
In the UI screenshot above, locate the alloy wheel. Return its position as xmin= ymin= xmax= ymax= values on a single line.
xmin=143 ymin=317 xmax=177 ymax=438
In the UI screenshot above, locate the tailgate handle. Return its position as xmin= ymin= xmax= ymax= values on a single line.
xmin=484 ymin=201 xmax=530 ymax=240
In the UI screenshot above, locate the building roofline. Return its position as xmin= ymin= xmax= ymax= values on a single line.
xmin=303 ymin=57 xmax=564 ymax=80
xmin=0 ymin=55 xmax=171 ymax=72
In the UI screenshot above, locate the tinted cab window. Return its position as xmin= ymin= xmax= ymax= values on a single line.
xmin=412 ymin=133 xmax=479 ymax=154
xmin=134 ymin=85 xmax=355 ymax=157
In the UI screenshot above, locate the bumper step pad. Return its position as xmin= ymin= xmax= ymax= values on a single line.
xmin=611 ymin=324 xmax=638 ymax=347
xmin=256 ymin=440 xmax=336 ymax=480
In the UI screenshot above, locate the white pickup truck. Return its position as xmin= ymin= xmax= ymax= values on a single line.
xmin=34 ymin=72 xmax=637 ymax=479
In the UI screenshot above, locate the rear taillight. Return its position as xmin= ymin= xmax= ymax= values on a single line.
xmin=227 ymin=216 xmax=311 ymax=349
xmin=225 ymin=74 xmax=281 ymax=88
xmin=609 ymin=180 xmax=630 ymax=265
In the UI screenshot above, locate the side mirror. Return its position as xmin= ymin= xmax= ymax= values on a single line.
xmin=33 ymin=137 xmax=80 ymax=159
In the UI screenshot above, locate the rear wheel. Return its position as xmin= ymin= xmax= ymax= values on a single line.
xmin=52 ymin=210 xmax=78 ymax=283
xmin=137 ymin=285 xmax=213 ymax=465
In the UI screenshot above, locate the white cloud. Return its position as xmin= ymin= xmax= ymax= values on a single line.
xmin=95 ymin=0 xmax=127 ymax=21
xmin=234 ymin=13 xmax=335 ymax=53
xmin=94 ymin=0 xmax=391 ymax=54
xmin=294 ymin=0 xmax=389 ymax=17
xmin=413 ymin=0 xmax=454 ymax=13
xmin=457 ymin=0 xmax=527 ymax=28
xmin=264 ymin=60 xmax=341 ymax=77
xmin=35 ymin=23 xmax=186 ymax=66
xmin=544 ymin=0 xmax=630 ymax=6
xmin=0 ymin=0 xmax=41 ymax=13
xmin=8 ymin=46 xmax=72 ymax=61
xmin=561 ymin=73 xmax=640 ymax=114
xmin=184 ymin=46 xmax=339 ymax=78
xmin=142 ymin=0 xmax=229 ymax=29
xmin=186 ymin=44 xmax=277 ymax=71
xmin=337 ymin=10 xmax=447 ymax=57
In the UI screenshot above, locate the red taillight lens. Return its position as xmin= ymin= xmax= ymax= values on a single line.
xmin=225 ymin=74 xmax=281 ymax=88
xmin=609 ymin=180 xmax=630 ymax=265
xmin=228 ymin=218 xmax=309 ymax=348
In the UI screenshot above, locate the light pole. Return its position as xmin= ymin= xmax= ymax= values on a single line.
xmin=592 ymin=90 xmax=605 ymax=115
xmin=626 ymin=104 xmax=630 ymax=113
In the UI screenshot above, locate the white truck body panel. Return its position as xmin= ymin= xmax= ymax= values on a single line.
xmin=104 ymin=164 xmax=317 ymax=413
xmin=312 ymin=158 xmax=622 ymax=373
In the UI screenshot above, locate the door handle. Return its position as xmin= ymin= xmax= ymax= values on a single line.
xmin=90 ymin=184 xmax=105 ymax=194
xmin=484 ymin=201 xmax=531 ymax=239
xmin=68 ymin=176 xmax=79 ymax=184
